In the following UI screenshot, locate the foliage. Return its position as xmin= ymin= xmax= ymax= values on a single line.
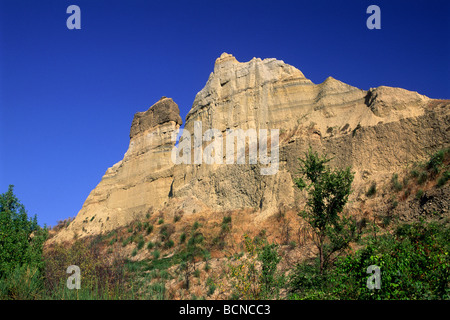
xmin=289 ymin=221 xmax=450 ymax=300
xmin=426 ymin=148 xmax=448 ymax=175
xmin=177 ymin=226 xmax=208 ymax=289
xmin=228 ymin=234 xmax=283 ymax=299
xmin=391 ymin=173 xmax=403 ymax=191
xmin=437 ymin=171 xmax=450 ymax=187
xmin=0 ymin=185 xmax=49 ymax=299
xmin=0 ymin=185 xmax=48 ymax=278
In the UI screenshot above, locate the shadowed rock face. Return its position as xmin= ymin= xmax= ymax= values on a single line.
xmin=51 ymin=53 xmax=450 ymax=242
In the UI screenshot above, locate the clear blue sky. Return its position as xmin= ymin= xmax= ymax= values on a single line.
xmin=0 ymin=0 xmax=449 ymax=227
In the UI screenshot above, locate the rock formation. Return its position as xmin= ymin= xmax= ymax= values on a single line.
xmin=51 ymin=53 xmax=449 ymax=242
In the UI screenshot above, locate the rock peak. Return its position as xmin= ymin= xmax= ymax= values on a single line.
xmin=129 ymin=97 xmax=182 ymax=139
xmin=214 ymin=52 xmax=239 ymax=67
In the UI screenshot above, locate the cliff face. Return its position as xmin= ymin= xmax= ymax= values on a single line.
xmin=51 ymin=53 xmax=450 ymax=242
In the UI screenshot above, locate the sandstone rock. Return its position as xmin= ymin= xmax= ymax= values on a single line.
xmin=130 ymin=97 xmax=182 ymax=139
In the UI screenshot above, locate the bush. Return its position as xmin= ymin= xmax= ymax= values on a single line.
xmin=427 ymin=148 xmax=448 ymax=175
xmin=289 ymin=221 xmax=450 ymax=300
xmin=228 ymin=235 xmax=283 ymax=299
xmin=146 ymin=224 xmax=154 ymax=235
xmin=415 ymin=189 xmax=424 ymax=200
xmin=418 ymin=171 xmax=428 ymax=185
xmin=137 ymin=239 xmax=145 ymax=250
xmin=164 ymin=239 xmax=174 ymax=249
xmin=410 ymin=169 xmax=419 ymax=178
xmin=366 ymin=182 xmax=377 ymax=197
xmin=159 ymin=224 xmax=175 ymax=242
xmin=222 ymin=216 xmax=232 ymax=224
xmin=391 ymin=174 xmax=403 ymax=191
xmin=152 ymin=250 xmax=160 ymax=259
xmin=192 ymin=221 xmax=200 ymax=230
xmin=437 ymin=171 xmax=450 ymax=187
xmin=206 ymin=277 xmax=216 ymax=296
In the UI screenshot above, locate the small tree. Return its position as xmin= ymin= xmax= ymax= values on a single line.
xmin=294 ymin=148 xmax=358 ymax=274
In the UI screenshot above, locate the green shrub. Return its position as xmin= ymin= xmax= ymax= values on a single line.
xmin=192 ymin=221 xmax=200 ymax=230
xmin=437 ymin=171 xmax=450 ymax=187
xmin=164 ymin=239 xmax=174 ymax=249
xmin=180 ymin=232 xmax=186 ymax=243
xmin=222 ymin=216 xmax=232 ymax=224
xmin=427 ymin=148 xmax=448 ymax=175
xmin=108 ymin=238 xmax=117 ymax=246
xmin=147 ymin=242 xmax=154 ymax=250
xmin=391 ymin=174 xmax=403 ymax=191
xmin=418 ymin=171 xmax=428 ymax=185
xmin=289 ymin=221 xmax=450 ymax=300
xmin=392 ymin=200 xmax=398 ymax=209
xmin=146 ymin=224 xmax=154 ymax=235
xmin=416 ymin=189 xmax=424 ymax=200
xmin=122 ymin=236 xmax=133 ymax=247
xmin=158 ymin=219 xmax=164 ymax=225
xmin=206 ymin=277 xmax=216 ymax=296
xmin=137 ymin=239 xmax=145 ymax=250
xmin=152 ymin=250 xmax=160 ymax=259
xmin=366 ymin=182 xmax=377 ymax=197
xmin=410 ymin=169 xmax=419 ymax=178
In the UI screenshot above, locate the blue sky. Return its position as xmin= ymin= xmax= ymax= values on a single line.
xmin=0 ymin=0 xmax=449 ymax=227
